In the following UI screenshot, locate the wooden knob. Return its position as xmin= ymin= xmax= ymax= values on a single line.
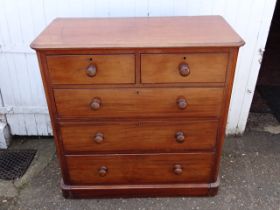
xmin=177 ymin=97 xmax=187 ymax=109
xmin=90 ymin=98 xmax=101 ymax=110
xmin=98 ymin=166 xmax=108 ymax=177
xmin=178 ymin=62 xmax=190 ymax=76
xmin=94 ymin=132 xmax=104 ymax=144
xmin=86 ymin=63 xmax=97 ymax=77
xmin=175 ymin=131 xmax=185 ymax=143
xmin=173 ymin=164 xmax=183 ymax=175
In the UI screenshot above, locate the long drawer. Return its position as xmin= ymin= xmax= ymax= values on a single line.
xmin=47 ymin=54 xmax=135 ymax=84
xmin=60 ymin=120 xmax=218 ymax=153
xmin=54 ymin=87 xmax=224 ymax=118
xmin=66 ymin=153 xmax=215 ymax=185
xmin=141 ymin=53 xmax=228 ymax=83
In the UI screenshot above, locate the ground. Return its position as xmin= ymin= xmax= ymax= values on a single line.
xmin=0 ymin=113 xmax=279 ymax=210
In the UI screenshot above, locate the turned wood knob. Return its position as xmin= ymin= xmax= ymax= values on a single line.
xmin=98 ymin=166 xmax=108 ymax=177
xmin=86 ymin=63 xmax=97 ymax=77
xmin=178 ymin=62 xmax=190 ymax=77
xmin=175 ymin=131 xmax=185 ymax=143
xmin=94 ymin=132 xmax=104 ymax=144
xmin=177 ymin=97 xmax=187 ymax=109
xmin=173 ymin=164 xmax=183 ymax=175
xmin=90 ymin=98 xmax=101 ymax=110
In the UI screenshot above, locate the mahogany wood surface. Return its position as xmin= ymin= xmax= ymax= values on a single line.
xmin=31 ymin=16 xmax=244 ymax=197
xmin=141 ymin=53 xmax=228 ymax=83
xmin=213 ymin=48 xmax=239 ymax=179
xmin=66 ymin=153 xmax=215 ymax=185
xmin=30 ymin=16 xmax=244 ymax=49
xmin=60 ymin=120 xmax=218 ymax=153
xmin=54 ymin=87 xmax=224 ymax=118
xmin=47 ymin=54 xmax=135 ymax=84
xmin=61 ymin=180 xmax=219 ymax=198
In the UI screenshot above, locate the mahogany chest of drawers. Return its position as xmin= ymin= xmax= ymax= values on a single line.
xmin=31 ymin=16 xmax=244 ymax=198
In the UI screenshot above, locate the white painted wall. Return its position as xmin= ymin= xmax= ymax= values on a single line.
xmin=0 ymin=0 xmax=277 ymax=137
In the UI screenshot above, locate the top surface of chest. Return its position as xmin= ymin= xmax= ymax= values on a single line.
xmin=31 ymin=16 xmax=244 ymax=50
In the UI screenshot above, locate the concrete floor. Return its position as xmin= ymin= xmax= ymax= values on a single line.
xmin=0 ymin=114 xmax=279 ymax=210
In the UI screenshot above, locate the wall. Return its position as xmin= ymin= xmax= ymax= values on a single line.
xmin=0 ymin=0 xmax=277 ymax=137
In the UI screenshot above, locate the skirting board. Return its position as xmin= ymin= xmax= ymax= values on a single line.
xmin=61 ymin=178 xmax=220 ymax=198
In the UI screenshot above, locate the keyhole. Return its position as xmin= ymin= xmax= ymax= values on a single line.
xmin=89 ymin=58 xmax=93 ymax=61
xmin=183 ymin=57 xmax=186 ymax=60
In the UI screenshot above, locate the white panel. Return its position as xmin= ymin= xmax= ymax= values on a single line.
xmin=25 ymin=54 xmax=47 ymax=106
xmin=0 ymin=0 xmax=11 ymax=44
xmin=34 ymin=114 xmax=52 ymax=136
xmin=199 ymin=0 xmax=214 ymax=15
xmin=173 ymin=0 xmax=188 ymax=16
xmin=29 ymin=0 xmax=46 ymax=36
xmin=1 ymin=54 xmax=20 ymax=106
xmin=108 ymin=0 xmax=135 ymax=17
xmin=0 ymin=0 xmax=277 ymax=135
xmin=148 ymin=0 xmax=174 ymax=16
xmin=6 ymin=115 xmax=24 ymax=135
xmin=230 ymin=0 xmax=277 ymax=134
xmin=185 ymin=0 xmax=202 ymax=15
xmin=227 ymin=0 xmax=276 ymax=134
xmin=6 ymin=114 xmax=51 ymax=136
xmin=2 ymin=0 xmax=22 ymax=45
xmin=16 ymin=0 xmax=36 ymax=44
xmin=211 ymin=0 xmax=226 ymax=16
xmin=134 ymin=0 xmax=149 ymax=16
xmin=94 ymin=0 xmax=110 ymax=17
xmin=65 ymin=0 xmax=84 ymax=17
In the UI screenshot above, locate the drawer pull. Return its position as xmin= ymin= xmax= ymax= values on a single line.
xmin=94 ymin=132 xmax=104 ymax=144
xmin=90 ymin=98 xmax=101 ymax=110
xmin=86 ymin=63 xmax=97 ymax=77
xmin=98 ymin=166 xmax=108 ymax=177
xmin=177 ymin=97 xmax=187 ymax=109
xmin=178 ymin=62 xmax=190 ymax=77
xmin=173 ymin=164 xmax=183 ymax=175
xmin=175 ymin=131 xmax=185 ymax=143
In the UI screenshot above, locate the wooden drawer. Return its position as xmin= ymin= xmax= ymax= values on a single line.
xmin=54 ymin=87 xmax=224 ymax=118
xmin=141 ymin=53 xmax=228 ymax=83
xmin=66 ymin=153 xmax=214 ymax=185
xmin=60 ymin=120 xmax=218 ymax=153
xmin=47 ymin=54 xmax=135 ymax=84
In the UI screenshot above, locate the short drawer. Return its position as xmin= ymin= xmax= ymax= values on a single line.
xmin=66 ymin=153 xmax=215 ymax=185
xmin=60 ymin=120 xmax=218 ymax=153
xmin=141 ymin=53 xmax=228 ymax=83
xmin=47 ymin=54 xmax=135 ymax=84
xmin=54 ymin=87 xmax=224 ymax=118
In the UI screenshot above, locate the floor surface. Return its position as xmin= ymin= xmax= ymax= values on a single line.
xmin=0 ymin=114 xmax=279 ymax=210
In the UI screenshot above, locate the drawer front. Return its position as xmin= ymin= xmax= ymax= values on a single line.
xmin=141 ymin=53 xmax=228 ymax=83
xmin=61 ymin=120 xmax=218 ymax=153
xmin=66 ymin=153 xmax=214 ymax=185
xmin=54 ymin=87 xmax=224 ymax=118
xmin=47 ymin=54 xmax=135 ymax=84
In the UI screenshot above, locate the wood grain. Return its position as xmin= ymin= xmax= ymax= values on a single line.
xmin=141 ymin=53 xmax=228 ymax=83
xmin=61 ymin=180 xmax=219 ymax=198
xmin=66 ymin=153 xmax=215 ymax=185
xmin=47 ymin=54 xmax=135 ymax=84
xmin=54 ymin=87 xmax=224 ymax=118
xmin=35 ymin=52 xmax=71 ymax=183
xmin=60 ymin=120 xmax=218 ymax=153
xmin=213 ymin=48 xmax=240 ymax=179
xmin=30 ymin=16 xmax=244 ymax=50
xmin=31 ymin=16 xmax=244 ymax=197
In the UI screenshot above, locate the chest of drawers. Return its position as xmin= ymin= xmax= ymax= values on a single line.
xmin=31 ymin=16 xmax=244 ymax=198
